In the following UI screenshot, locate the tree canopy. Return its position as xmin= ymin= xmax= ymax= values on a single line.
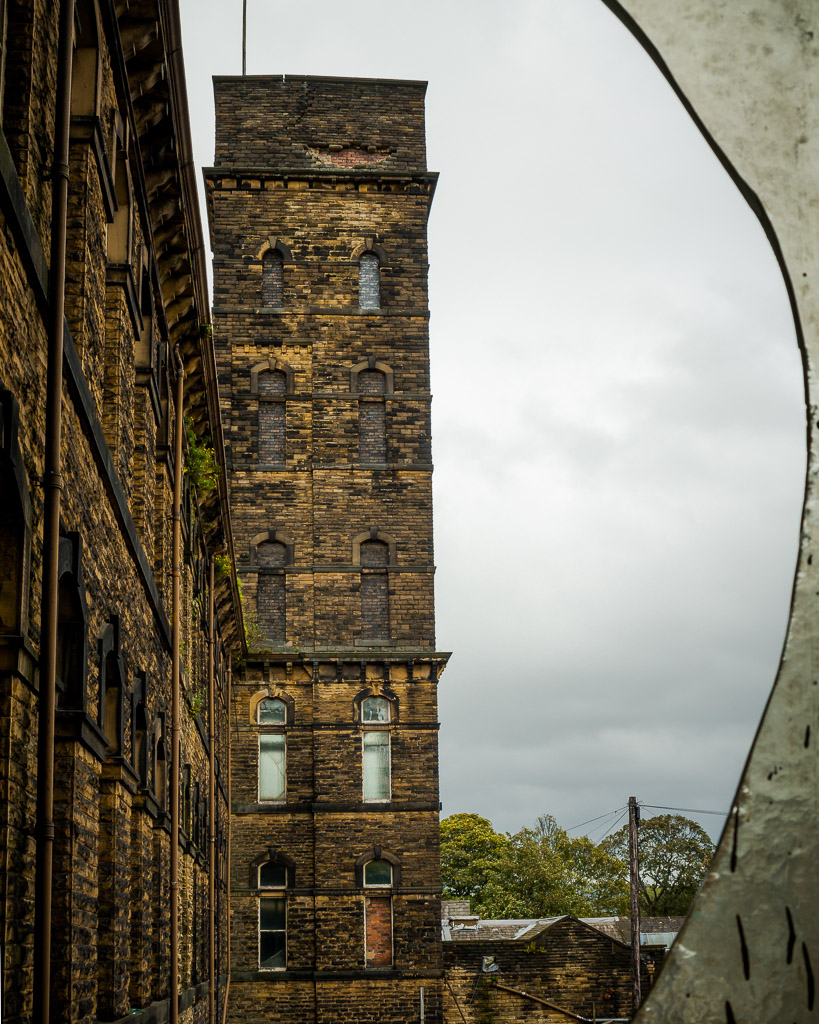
xmin=441 ymin=810 xmax=715 ymax=920
xmin=441 ymin=813 xmax=628 ymax=919
xmin=602 ymin=813 xmax=715 ymax=916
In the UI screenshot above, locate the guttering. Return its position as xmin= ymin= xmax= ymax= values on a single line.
xmin=170 ymin=344 xmax=185 ymax=1024
xmin=208 ymin=553 xmax=216 ymax=1024
xmin=33 ymin=2 xmax=74 ymax=1022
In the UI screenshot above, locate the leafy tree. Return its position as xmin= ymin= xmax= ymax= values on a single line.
xmin=602 ymin=813 xmax=715 ymax=916
xmin=479 ymin=815 xmax=629 ymax=919
xmin=440 ymin=813 xmax=629 ymax=919
xmin=440 ymin=813 xmax=510 ymax=904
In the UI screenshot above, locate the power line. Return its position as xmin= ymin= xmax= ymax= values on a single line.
xmin=586 ymin=809 xmax=627 ymax=842
xmin=566 ymin=807 xmax=626 ymax=833
xmin=640 ymin=803 xmax=728 ymax=817
xmin=598 ymin=809 xmax=628 ymax=842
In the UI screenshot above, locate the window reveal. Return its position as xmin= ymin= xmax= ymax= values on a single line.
xmin=360 ymin=539 xmax=389 ymax=642
xmin=258 ymin=368 xmax=286 ymax=465
xmin=364 ymin=897 xmax=392 ymax=967
xmin=262 ymin=249 xmax=284 ymax=307
xmin=359 ymin=252 xmax=381 ymax=309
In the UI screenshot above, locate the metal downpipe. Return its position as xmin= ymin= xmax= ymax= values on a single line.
xmin=221 ymin=654 xmax=232 ymax=1024
xmin=171 ymin=346 xmax=185 ymax=1024
xmin=33 ymin=2 xmax=74 ymax=1021
xmin=208 ymin=553 xmax=216 ymax=1024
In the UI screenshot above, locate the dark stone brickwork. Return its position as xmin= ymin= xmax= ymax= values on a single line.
xmin=0 ymin=4 xmax=238 ymax=1022
xmin=258 ymin=370 xmax=287 ymax=466
xmin=443 ymin=920 xmax=666 ymax=1024
xmin=208 ymin=75 xmax=447 ymax=1024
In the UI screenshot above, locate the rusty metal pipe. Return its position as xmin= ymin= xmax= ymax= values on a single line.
xmin=208 ymin=553 xmax=216 ymax=1024
xmin=33 ymin=2 xmax=74 ymax=1021
xmin=170 ymin=345 xmax=185 ymax=1024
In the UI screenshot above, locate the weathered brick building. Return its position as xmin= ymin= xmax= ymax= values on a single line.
xmin=0 ymin=1 xmax=240 ymax=1021
xmin=442 ymin=910 xmax=665 ymax=1024
xmin=204 ymin=75 xmax=449 ymax=1023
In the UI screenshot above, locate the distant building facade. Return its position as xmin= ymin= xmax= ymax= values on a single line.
xmin=205 ymin=75 xmax=448 ymax=1023
xmin=0 ymin=1 xmax=239 ymax=1021
xmin=441 ymin=903 xmax=668 ymax=1024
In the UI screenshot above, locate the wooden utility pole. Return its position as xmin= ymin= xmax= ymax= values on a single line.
xmin=629 ymin=796 xmax=642 ymax=1015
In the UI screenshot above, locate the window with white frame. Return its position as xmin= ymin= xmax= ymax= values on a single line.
xmin=363 ymin=858 xmax=393 ymax=967
xmin=259 ymin=860 xmax=287 ymax=970
xmin=259 ymin=697 xmax=286 ymax=801
xmin=362 ymin=696 xmax=391 ymax=802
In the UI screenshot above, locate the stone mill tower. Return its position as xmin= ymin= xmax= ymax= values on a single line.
xmin=204 ymin=75 xmax=448 ymax=1022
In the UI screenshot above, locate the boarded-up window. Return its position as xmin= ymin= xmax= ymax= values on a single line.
xmin=258 ymin=369 xmax=287 ymax=464
xmin=359 ymin=253 xmax=381 ymax=309
xmin=365 ymin=896 xmax=392 ymax=966
xmin=360 ymin=539 xmax=389 ymax=642
xmin=262 ymin=250 xmax=284 ymax=307
xmin=257 ymin=540 xmax=287 ymax=641
xmin=358 ymin=369 xmax=387 ymax=464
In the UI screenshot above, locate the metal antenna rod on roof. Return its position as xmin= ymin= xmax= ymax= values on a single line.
xmin=242 ymin=0 xmax=247 ymax=75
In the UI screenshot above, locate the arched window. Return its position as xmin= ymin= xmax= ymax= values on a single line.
xmin=363 ymin=859 xmax=393 ymax=887
xmin=98 ymin=620 xmax=124 ymax=758
xmin=363 ymin=856 xmax=393 ymax=967
xmin=361 ymin=695 xmax=391 ymax=802
xmin=360 ymin=540 xmax=390 ymax=643
xmin=262 ymin=249 xmax=284 ymax=308
xmin=259 ymin=859 xmax=288 ymax=970
xmin=55 ymin=533 xmax=89 ymax=713
xmin=259 ymin=697 xmax=287 ymax=802
xmin=182 ymin=765 xmax=192 ymax=836
xmin=358 ymin=369 xmax=387 ymax=464
xmin=131 ymin=675 xmax=148 ymax=786
xmin=258 ymin=697 xmax=287 ymax=724
xmin=0 ymin=391 xmax=31 ymax=637
xmin=154 ymin=719 xmax=168 ymax=811
xmin=359 ymin=252 xmax=381 ymax=309
xmin=257 ymin=540 xmax=288 ymax=642
xmin=258 ymin=369 xmax=287 ymax=465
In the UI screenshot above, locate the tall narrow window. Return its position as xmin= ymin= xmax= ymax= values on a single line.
xmin=259 ymin=860 xmax=287 ymax=970
xmin=262 ymin=250 xmax=284 ymax=307
xmin=0 ymin=392 xmax=29 ymax=637
xmin=360 ymin=540 xmax=389 ymax=643
xmin=362 ymin=696 xmax=391 ymax=802
xmin=363 ymin=858 xmax=393 ymax=967
xmin=257 ymin=540 xmax=287 ymax=642
xmin=259 ymin=697 xmax=287 ymax=801
xmin=359 ymin=252 xmax=381 ymax=309
xmin=358 ymin=369 xmax=387 ymax=464
xmin=258 ymin=369 xmax=287 ymax=465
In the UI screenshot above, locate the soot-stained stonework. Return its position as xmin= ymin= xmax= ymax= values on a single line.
xmin=206 ymin=75 xmax=449 ymax=1024
xmin=0 ymin=2 xmax=240 ymax=1021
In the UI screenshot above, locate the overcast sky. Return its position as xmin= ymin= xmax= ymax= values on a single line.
xmin=179 ymin=0 xmax=806 ymax=843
